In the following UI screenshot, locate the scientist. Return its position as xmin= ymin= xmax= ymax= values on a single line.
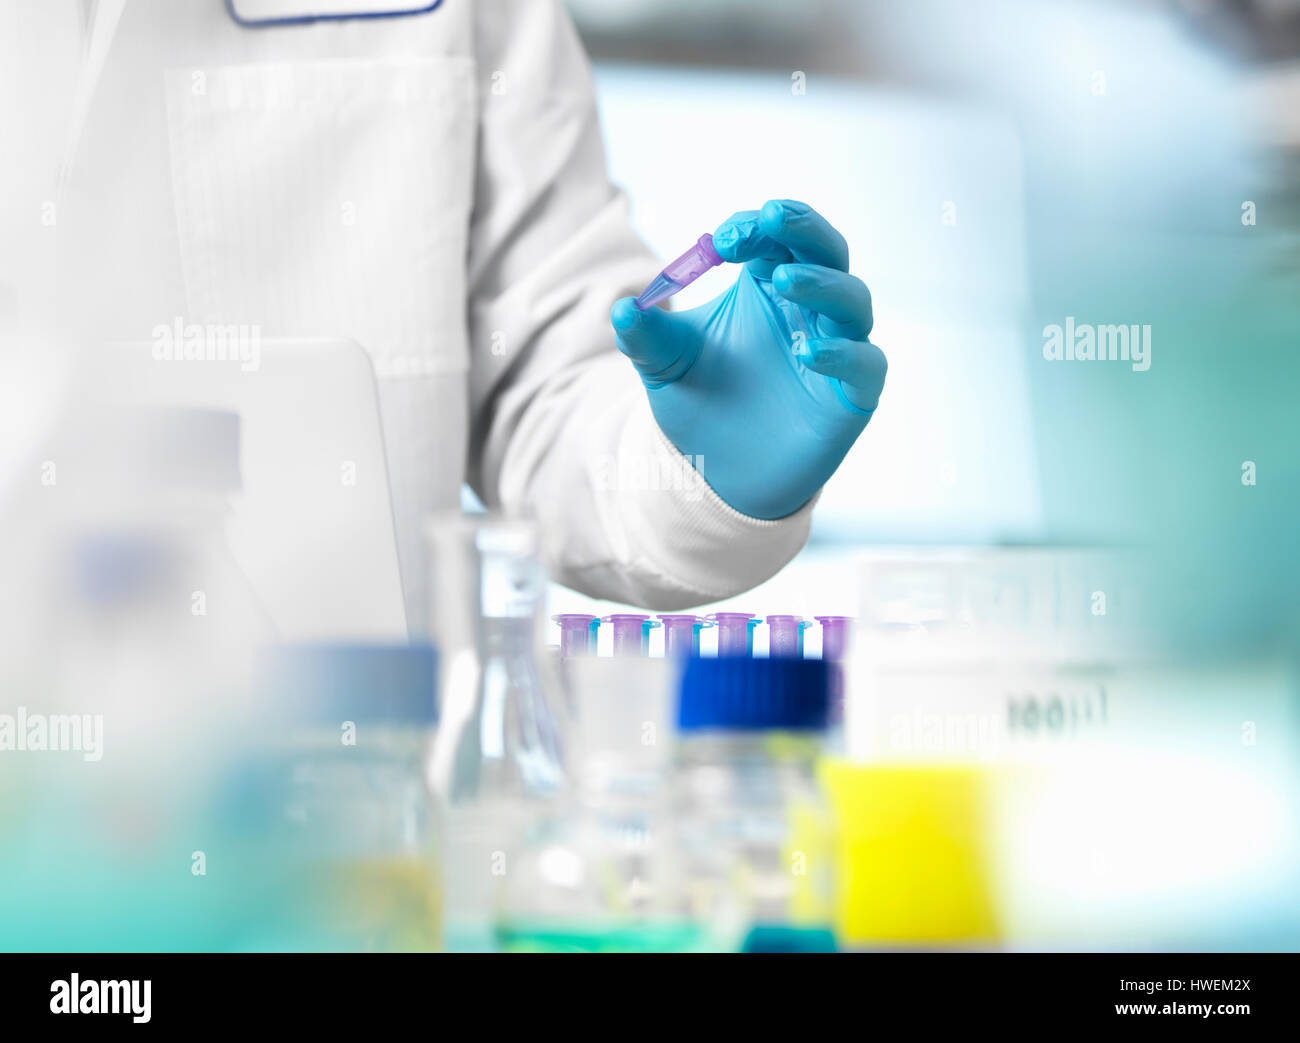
xmin=2 ymin=0 xmax=885 ymax=631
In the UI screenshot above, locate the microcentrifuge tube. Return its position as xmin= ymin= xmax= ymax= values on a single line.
xmin=553 ymin=613 xmax=599 ymax=657
xmin=709 ymin=612 xmax=758 ymax=657
xmin=766 ymin=615 xmax=811 ymax=659
xmin=815 ymin=616 xmax=854 ymax=725
xmin=602 ymin=613 xmax=659 ymax=657
xmin=634 ymin=234 xmax=724 ymax=311
xmin=657 ymin=614 xmax=714 ymax=657
xmin=815 ymin=616 xmax=853 ymax=662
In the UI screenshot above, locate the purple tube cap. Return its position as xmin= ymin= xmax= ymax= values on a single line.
xmin=697 ymin=233 xmax=722 ymax=266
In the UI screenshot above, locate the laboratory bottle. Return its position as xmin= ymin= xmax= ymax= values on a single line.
xmin=496 ymin=655 xmax=702 ymax=952
xmin=54 ymin=405 xmax=273 ymax=752
xmin=673 ymin=656 xmax=839 ymax=953
xmin=249 ymin=643 xmax=441 ymax=952
xmin=54 ymin=407 xmax=275 ymax=719
xmin=4 ymin=406 xmax=278 ymax=950
xmin=425 ymin=515 xmax=567 ymax=950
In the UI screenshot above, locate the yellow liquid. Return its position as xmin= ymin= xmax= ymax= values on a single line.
xmin=299 ymin=855 xmax=441 ymax=952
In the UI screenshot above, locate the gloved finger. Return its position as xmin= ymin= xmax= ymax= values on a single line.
xmin=610 ymin=296 xmax=698 ymax=387
xmin=772 ymin=263 xmax=873 ymax=339
xmin=795 ymin=336 xmax=887 ymax=413
xmin=712 ymin=209 xmax=791 ymax=278
xmin=757 ymin=200 xmax=850 ymax=271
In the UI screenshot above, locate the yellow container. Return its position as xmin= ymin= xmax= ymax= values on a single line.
xmin=821 ymin=760 xmax=1001 ymax=946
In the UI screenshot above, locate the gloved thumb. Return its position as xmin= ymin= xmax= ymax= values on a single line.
xmin=610 ymin=297 xmax=698 ymax=387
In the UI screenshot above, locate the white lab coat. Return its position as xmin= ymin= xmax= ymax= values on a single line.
xmin=0 ymin=0 xmax=814 ymax=633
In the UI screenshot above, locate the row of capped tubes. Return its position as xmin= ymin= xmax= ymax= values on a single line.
xmin=551 ymin=612 xmax=852 ymax=660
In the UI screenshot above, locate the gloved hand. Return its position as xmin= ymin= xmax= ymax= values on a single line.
xmin=610 ymin=200 xmax=885 ymax=520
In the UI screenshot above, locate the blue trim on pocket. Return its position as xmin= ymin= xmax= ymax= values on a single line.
xmin=226 ymin=0 xmax=443 ymax=28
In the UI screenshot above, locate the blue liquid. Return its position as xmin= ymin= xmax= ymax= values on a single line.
xmin=742 ymin=924 xmax=838 ymax=953
xmin=497 ymin=920 xmax=706 ymax=953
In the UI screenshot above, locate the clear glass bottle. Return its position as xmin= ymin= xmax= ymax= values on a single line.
xmin=248 ymin=642 xmax=441 ymax=952
xmin=496 ymin=656 xmax=703 ymax=952
xmin=2 ymin=406 xmax=280 ymax=950
xmin=53 ymin=406 xmax=275 ymax=727
xmin=425 ymin=515 xmax=567 ymax=950
xmin=673 ymin=656 xmax=839 ymax=952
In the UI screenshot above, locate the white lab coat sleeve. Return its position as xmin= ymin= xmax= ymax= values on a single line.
xmin=465 ymin=0 xmax=814 ymax=609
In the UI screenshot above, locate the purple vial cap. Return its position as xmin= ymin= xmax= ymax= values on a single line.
xmin=697 ymin=233 xmax=722 ymax=267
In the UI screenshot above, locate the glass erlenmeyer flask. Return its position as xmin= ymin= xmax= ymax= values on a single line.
xmin=427 ymin=515 xmax=564 ymax=801
xmin=425 ymin=514 xmax=566 ymax=950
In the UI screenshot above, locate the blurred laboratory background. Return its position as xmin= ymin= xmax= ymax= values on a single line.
xmin=1 ymin=0 xmax=1297 ymax=955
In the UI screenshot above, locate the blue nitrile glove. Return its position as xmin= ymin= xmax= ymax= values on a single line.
xmin=610 ymin=200 xmax=885 ymax=520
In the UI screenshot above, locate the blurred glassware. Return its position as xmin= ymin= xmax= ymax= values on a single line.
xmin=673 ymin=656 xmax=838 ymax=952
xmin=0 ymin=405 xmax=278 ymax=949
xmin=246 ymin=643 xmax=441 ymax=952
xmin=496 ymin=656 xmax=701 ymax=952
xmin=52 ymin=406 xmax=271 ymax=693
xmin=49 ymin=405 xmax=275 ymax=787
xmin=425 ymin=514 xmax=566 ymax=950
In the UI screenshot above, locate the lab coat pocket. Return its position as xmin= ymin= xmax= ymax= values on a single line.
xmin=164 ymin=55 xmax=475 ymax=376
